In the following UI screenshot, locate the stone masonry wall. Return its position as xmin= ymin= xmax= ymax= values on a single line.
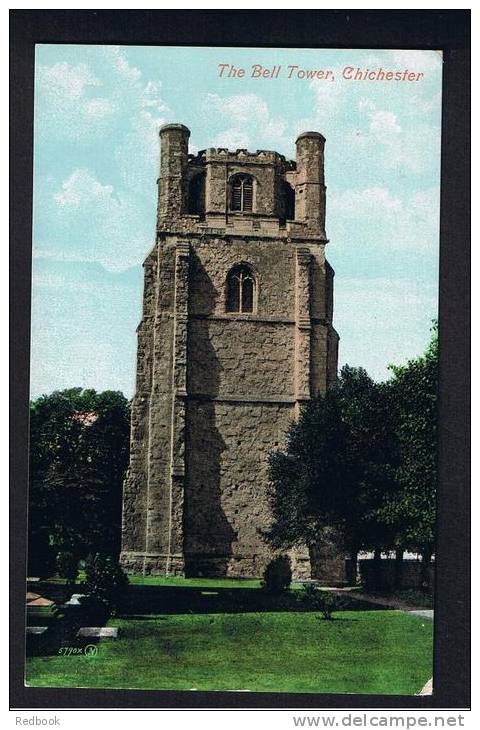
xmin=184 ymin=400 xmax=295 ymax=576
xmin=188 ymin=319 xmax=295 ymax=398
xmin=189 ymin=238 xmax=296 ymax=318
xmin=184 ymin=236 xmax=300 ymax=575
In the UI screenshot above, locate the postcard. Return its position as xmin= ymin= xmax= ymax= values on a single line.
xmin=25 ymin=44 xmax=442 ymax=696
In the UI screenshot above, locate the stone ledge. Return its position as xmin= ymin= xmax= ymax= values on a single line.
xmin=191 ymin=313 xmax=296 ymax=325
xmin=190 ymin=314 xmax=330 ymax=326
xmin=157 ymin=228 xmax=328 ymax=244
xmin=187 ymin=393 xmax=297 ymax=404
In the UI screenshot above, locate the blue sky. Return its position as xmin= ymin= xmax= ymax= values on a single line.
xmin=31 ymin=45 xmax=442 ymax=398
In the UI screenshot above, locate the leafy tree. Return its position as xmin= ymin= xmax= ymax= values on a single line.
xmin=380 ymin=324 xmax=438 ymax=580
xmin=331 ymin=367 xmax=400 ymax=565
xmin=28 ymin=388 xmax=130 ymax=574
xmin=55 ymin=550 xmax=79 ymax=589
xmin=267 ymin=367 xmax=399 ymax=578
xmin=267 ymin=327 xmax=438 ymax=588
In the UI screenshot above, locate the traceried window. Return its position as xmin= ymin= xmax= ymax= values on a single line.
xmin=230 ymin=174 xmax=253 ymax=212
xmin=188 ymin=172 xmax=206 ymax=217
xmin=226 ymin=264 xmax=256 ymax=313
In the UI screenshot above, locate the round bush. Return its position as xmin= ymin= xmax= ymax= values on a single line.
xmin=262 ymin=555 xmax=292 ymax=594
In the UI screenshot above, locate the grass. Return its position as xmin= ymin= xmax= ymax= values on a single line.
xmin=25 ymin=576 xmax=433 ymax=695
xmin=127 ymin=574 xmax=262 ymax=589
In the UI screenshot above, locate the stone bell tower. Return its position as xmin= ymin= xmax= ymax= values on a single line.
xmin=120 ymin=123 xmax=340 ymax=579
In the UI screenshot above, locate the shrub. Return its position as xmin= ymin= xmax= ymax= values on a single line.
xmin=261 ymin=555 xmax=292 ymax=594
xmin=78 ymin=594 xmax=111 ymax=625
xmin=56 ymin=550 xmax=79 ymax=587
xmin=80 ymin=553 xmax=129 ymax=622
xmin=301 ymin=583 xmax=343 ymax=620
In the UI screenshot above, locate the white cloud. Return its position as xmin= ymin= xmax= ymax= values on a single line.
xmin=141 ymin=81 xmax=168 ymax=114
xmin=329 ymin=185 xmax=440 ymax=253
xmin=114 ymin=109 xmax=166 ymax=194
xmin=50 ymin=168 xmax=154 ymax=271
xmin=54 ymin=169 xmax=114 ymax=207
xmin=369 ymin=110 xmax=401 ymax=142
xmin=36 ymin=47 xmax=169 ymax=147
xmin=205 ymin=93 xmax=289 ymax=151
xmin=358 ymin=97 xmax=376 ymax=113
xmin=353 ymin=50 xmax=442 ymax=75
xmin=83 ymin=98 xmax=116 ymax=118
xmin=36 ymin=61 xmax=113 ymax=141
xmin=101 ymin=45 xmax=142 ymax=84
xmin=293 ymin=70 xmax=345 ymax=137
xmin=331 ymin=187 xmax=402 ymax=215
xmin=346 ymin=99 xmax=441 ymax=175
xmin=37 ymin=62 xmax=100 ymax=102
xmin=389 ymin=50 xmax=443 ymax=73
xmin=35 ymin=47 xmax=171 ymax=270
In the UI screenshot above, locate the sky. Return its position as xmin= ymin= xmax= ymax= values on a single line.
xmin=30 ymin=45 xmax=443 ymax=398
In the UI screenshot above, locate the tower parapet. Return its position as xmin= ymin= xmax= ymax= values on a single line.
xmin=156 ymin=125 xmax=327 ymax=239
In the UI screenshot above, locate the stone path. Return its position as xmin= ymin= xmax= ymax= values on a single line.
xmin=418 ymin=678 xmax=433 ymax=696
xmin=405 ymin=609 xmax=434 ymax=620
xmin=325 ymin=587 xmax=433 ymax=613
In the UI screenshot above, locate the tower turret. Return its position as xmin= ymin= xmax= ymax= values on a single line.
xmin=158 ymin=123 xmax=190 ymax=221
xmin=295 ymin=131 xmax=326 ymax=237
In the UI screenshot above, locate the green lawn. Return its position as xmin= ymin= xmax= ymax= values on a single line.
xmin=26 ymin=577 xmax=433 ymax=695
xmin=127 ymin=574 xmax=262 ymax=589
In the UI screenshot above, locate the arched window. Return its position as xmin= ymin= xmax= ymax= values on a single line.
xmin=230 ymin=174 xmax=253 ymax=212
xmin=226 ymin=264 xmax=256 ymax=313
xmin=188 ymin=173 xmax=206 ymax=217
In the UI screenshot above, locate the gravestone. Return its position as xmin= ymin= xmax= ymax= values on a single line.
xmin=26 ymin=592 xmax=41 ymax=602
xmin=27 ymin=597 xmax=54 ymax=607
xmin=65 ymin=593 xmax=85 ymax=606
xmin=26 ymin=626 xmax=48 ymax=635
xmin=77 ymin=627 xmax=118 ymax=638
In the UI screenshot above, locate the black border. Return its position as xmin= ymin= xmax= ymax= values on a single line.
xmin=10 ymin=9 xmax=471 ymax=711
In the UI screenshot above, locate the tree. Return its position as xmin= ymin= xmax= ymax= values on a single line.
xmin=55 ymin=550 xmax=79 ymax=589
xmin=267 ymin=327 xmax=438 ymax=590
xmin=380 ymin=324 xmax=438 ymax=581
xmin=28 ymin=388 xmax=130 ymax=574
xmin=267 ymin=366 xmax=398 ymax=579
xmin=80 ymin=553 xmax=129 ymax=623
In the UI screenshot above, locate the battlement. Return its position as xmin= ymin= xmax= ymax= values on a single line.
xmin=205 ymin=148 xmax=288 ymax=164
xmin=188 ymin=148 xmax=297 ymax=169
xmin=159 ymin=123 xmax=326 ymax=237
